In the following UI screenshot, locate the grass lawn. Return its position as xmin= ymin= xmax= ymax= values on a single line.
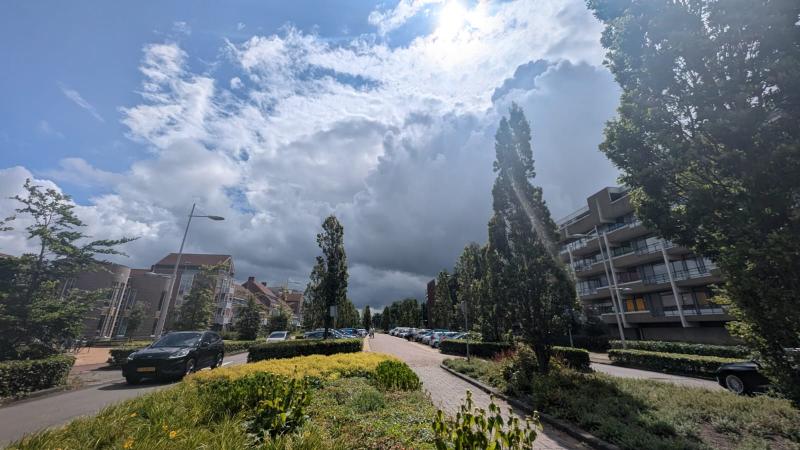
xmin=9 ymin=353 xmax=437 ymax=450
xmin=443 ymin=357 xmax=800 ymax=450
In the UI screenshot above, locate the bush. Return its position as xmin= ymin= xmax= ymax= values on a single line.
xmin=247 ymin=338 xmax=361 ymax=362
xmin=439 ymin=340 xmax=513 ymax=358
xmin=191 ymin=352 xmax=394 ymax=383
xmin=197 ymin=371 xmax=311 ymax=439
xmin=609 ymin=340 xmax=748 ymax=358
xmin=608 ymin=349 xmax=739 ymax=377
xmin=0 ymin=355 xmax=75 ymax=398
xmin=432 ymin=391 xmax=539 ymax=449
xmin=553 ymin=346 xmax=590 ymax=371
xmin=372 ymin=360 xmax=421 ymax=391
xmin=221 ymin=339 xmax=260 ymax=354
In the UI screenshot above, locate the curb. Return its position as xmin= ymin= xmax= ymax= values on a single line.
xmin=439 ymin=364 xmax=620 ymax=450
xmin=0 ymin=385 xmax=71 ymax=407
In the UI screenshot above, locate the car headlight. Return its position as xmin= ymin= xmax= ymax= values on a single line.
xmin=127 ymin=352 xmax=137 ymax=361
xmin=169 ymin=348 xmax=192 ymax=358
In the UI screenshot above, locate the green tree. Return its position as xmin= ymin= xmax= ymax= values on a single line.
xmin=124 ymin=302 xmax=146 ymax=338
xmin=454 ymin=243 xmax=484 ymax=334
xmin=486 ymin=104 xmax=577 ymax=374
xmin=335 ymin=298 xmax=360 ymax=328
xmin=174 ymin=264 xmax=221 ymax=331
xmin=236 ymin=294 xmax=262 ymax=340
xmin=431 ymin=271 xmax=454 ymax=329
xmin=307 ymin=215 xmax=348 ymax=337
xmin=362 ymin=305 xmax=372 ymax=330
xmin=372 ymin=312 xmax=382 ymax=330
xmin=302 ymin=257 xmax=327 ymax=330
xmin=267 ymin=305 xmax=292 ymax=333
xmin=588 ymin=0 xmax=800 ymax=402
xmin=0 ymin=179 xmax=134 ymax=360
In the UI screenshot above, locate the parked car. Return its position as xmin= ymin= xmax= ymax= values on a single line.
xmin=432 ymin=331 xmax=460 ymax=348
xmin=303 ymin=330 xmax=343 ymax=339
xmin=266 ymin=331 xmax=289 ymax=342
xmin=415 ymin=330 xmax=433 ymax=342
xmin=423 ymin=331 xmax=442 ymax=346
xmin=357 ymin=328 xmax=367 ymax=337
xmin=123 ymin=331 xmax=224 ymax=384
xmin=716 ymin=361 xmax=771 ymax=395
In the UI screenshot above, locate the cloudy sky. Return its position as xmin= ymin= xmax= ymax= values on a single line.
xmin=0 ymin=0 xmax=621 ymax=310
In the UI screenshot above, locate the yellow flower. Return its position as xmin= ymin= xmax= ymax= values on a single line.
xmin=162 ymin=425 xmax=168 ymax=431
xmin=123 ymin=437 xmax=134 ymax=449
xmin=169 ymin=430 xmax=178 ymax=439
xmin=129 ymin=412 xmax=137 ymax=418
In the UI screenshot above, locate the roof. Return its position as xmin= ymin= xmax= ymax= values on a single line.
xmin=153 ymin=253 xmax=232 ymax=268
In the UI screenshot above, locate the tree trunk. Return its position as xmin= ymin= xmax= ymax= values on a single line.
xmin=533 ymin=343 xmax=552 ymax=375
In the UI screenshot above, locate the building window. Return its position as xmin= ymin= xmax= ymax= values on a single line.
xmin=624 ymin=296 xmax=647 ymax=312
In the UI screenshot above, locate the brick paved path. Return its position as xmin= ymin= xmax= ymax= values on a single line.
xmin=368 ymin=333 xmax=589 ymax=450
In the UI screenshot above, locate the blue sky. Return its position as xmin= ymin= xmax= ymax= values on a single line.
xmin=0 ymin=0 xmax=621 ymax=308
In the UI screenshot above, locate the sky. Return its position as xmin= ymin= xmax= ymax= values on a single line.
xmin=0 ymin=0 xmax=621 ymax=310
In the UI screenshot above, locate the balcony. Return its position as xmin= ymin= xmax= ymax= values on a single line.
xmin=634 ymin=240 xmax=674 ymax=256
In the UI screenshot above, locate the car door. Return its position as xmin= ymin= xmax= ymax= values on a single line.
xmin=198 ymin=332 xmax=213 ymax=367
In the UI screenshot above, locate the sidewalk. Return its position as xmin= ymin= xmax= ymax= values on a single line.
xmin=588 ymin=352 xmax=611 ymax=364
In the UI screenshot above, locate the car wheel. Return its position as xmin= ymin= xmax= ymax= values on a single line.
xmin=183 ymin=358 xmax=196 ymax=378
xmin=724 ymin=374 xmax=747 ymax=395
xmin=125 ymin=375 xmax=141 ymax=385
xmin=212 ymin=353 xmax=224 ymax=369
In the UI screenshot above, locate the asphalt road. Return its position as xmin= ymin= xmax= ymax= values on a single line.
xmin=0 ymin=351 xmax=249 ymax=447
xmin=591 ymin=362 xmax=723 ymax=390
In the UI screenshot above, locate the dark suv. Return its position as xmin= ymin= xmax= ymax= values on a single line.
xmin=122 ymin=331 xmax=224 ymax=384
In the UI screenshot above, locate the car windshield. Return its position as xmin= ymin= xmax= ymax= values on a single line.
xmin=269 ymin=332 xmax=286 ymax=338
xmin=152 ymin=332 xmax=202 ymax=348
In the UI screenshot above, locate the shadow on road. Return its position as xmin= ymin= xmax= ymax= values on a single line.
xmin=98 ymin=379 xmax=175 ymax=391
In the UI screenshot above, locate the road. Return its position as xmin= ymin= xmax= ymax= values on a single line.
xmin=0 ymin=351 xmax=249 ymax=446
xmin=368 ymin=333 xmax=589 ymax=450
xmin=591 ymin=362 xmax=723 ymax=390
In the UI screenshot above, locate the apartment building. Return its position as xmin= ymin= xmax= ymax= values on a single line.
xmin=151 ymin=253 xmax=235 ymax=331
xmin=71 ymin=263 xmax=171 ymax=339
xmin=557 ymin=186 xmax=734 ymax=345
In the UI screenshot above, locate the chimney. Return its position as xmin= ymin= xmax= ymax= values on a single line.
xmin=261 ymin=281 xmax=267 ymax=287
xmin=247 ymin=276 xmax=255 ymax=283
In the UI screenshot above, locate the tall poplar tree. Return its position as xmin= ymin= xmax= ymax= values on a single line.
xmin=431 ymin=271 xmax=453 ymax=329
xmin=588 ymin=0 xmax=800 ymax=402
xmin=486 ymin=104 xmax=577 ymax=373
xmin=363 ymin=305 xmax=372 ymax=330
xmin=307 ymin=215 xmax=348 ymax=337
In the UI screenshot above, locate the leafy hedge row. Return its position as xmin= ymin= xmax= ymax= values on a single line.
xmin=0 ymin=355 xmax=75 ymax=398
xmin=552 ymin=347 xmax=591 ymax=371
xmin=108 ymin=340 xmax=261 ymax=367
xmin=609 ymin=340 xmax=748 ymax=358
xmin=248 ymin=339 xmax=362 ymax=362
xmin=439 ymin=340 xmax=514 ymax=358
xmin=608 ymin=349 xmax=740 ymax=377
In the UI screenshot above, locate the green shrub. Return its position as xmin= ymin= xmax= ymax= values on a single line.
xmin=196 ymin=370 xmax=311 ymax=440
xmin=372 ymin=360 xmax=421 ymax=391
xmin=439 ymin=340 xmax=513 ymax=358
xmin=552 ymin=346 xmax=590 ymax=371
xmin=221 ymin=339 xmax=260 ymax=354
xmin=609 ymin=340 xmax=749 ymax=358
xmin=432 ymin=391 xmax=539 ymax=449
xmin=248 ymin=339 xmax=362 ymax=362
xmin=349 ymin=386 xmax=385 ymax=413
xmin=0 ymin=355 xmax=75 ymax=397
xmin=608 ymin=349 xmax=739 ymax=377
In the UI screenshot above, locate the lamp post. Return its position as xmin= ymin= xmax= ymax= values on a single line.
xmin=565 ymin=231 xmax=628 ymax=349
xmin=460 ymin=301 xmax=470 ymax=361
xmin=153 ymin=203 xmax=225 ymax=337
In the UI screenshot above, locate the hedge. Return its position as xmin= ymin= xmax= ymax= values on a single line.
xmin=248 ymin=339 xmax=362 ymax=362
xmin=439 ymin=341 xmax=514 ymax=358
xmin=609 ymin=340 xmax=748 ymax=358
xmin=0 ymin=355 xmax=75 ymax=398
xmin=608 ymin=349 xmax=740 ymax=377
xmin=108 ymin=340 xmax=261 ymax=367
xmin=552 ymin=346 xmax=591 ymax=371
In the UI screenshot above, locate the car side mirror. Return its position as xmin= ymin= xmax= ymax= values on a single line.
xmin=200 ymin=342 xmax=209 ymax=348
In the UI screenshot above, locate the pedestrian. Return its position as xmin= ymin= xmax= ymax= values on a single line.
xmin=369 ymin=328 xmax=374 ymax=339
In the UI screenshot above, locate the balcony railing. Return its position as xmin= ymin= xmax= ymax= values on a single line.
xmin=605 ymin=219 xmax=642 ymax=234
xmin=634 ymin=240 xmax=674 ymax=256
xmin=673 ymin=266 xmax=717 ymax=281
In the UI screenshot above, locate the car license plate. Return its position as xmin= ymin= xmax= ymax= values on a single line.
xmin=136 ymin=367 xmax=156 ymax=373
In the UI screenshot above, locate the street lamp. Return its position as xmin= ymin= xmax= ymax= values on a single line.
xmin=565 ymin=230 xmax=628 ymax=349
xmin=153 ymin=203 xmax=225 ymax=337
